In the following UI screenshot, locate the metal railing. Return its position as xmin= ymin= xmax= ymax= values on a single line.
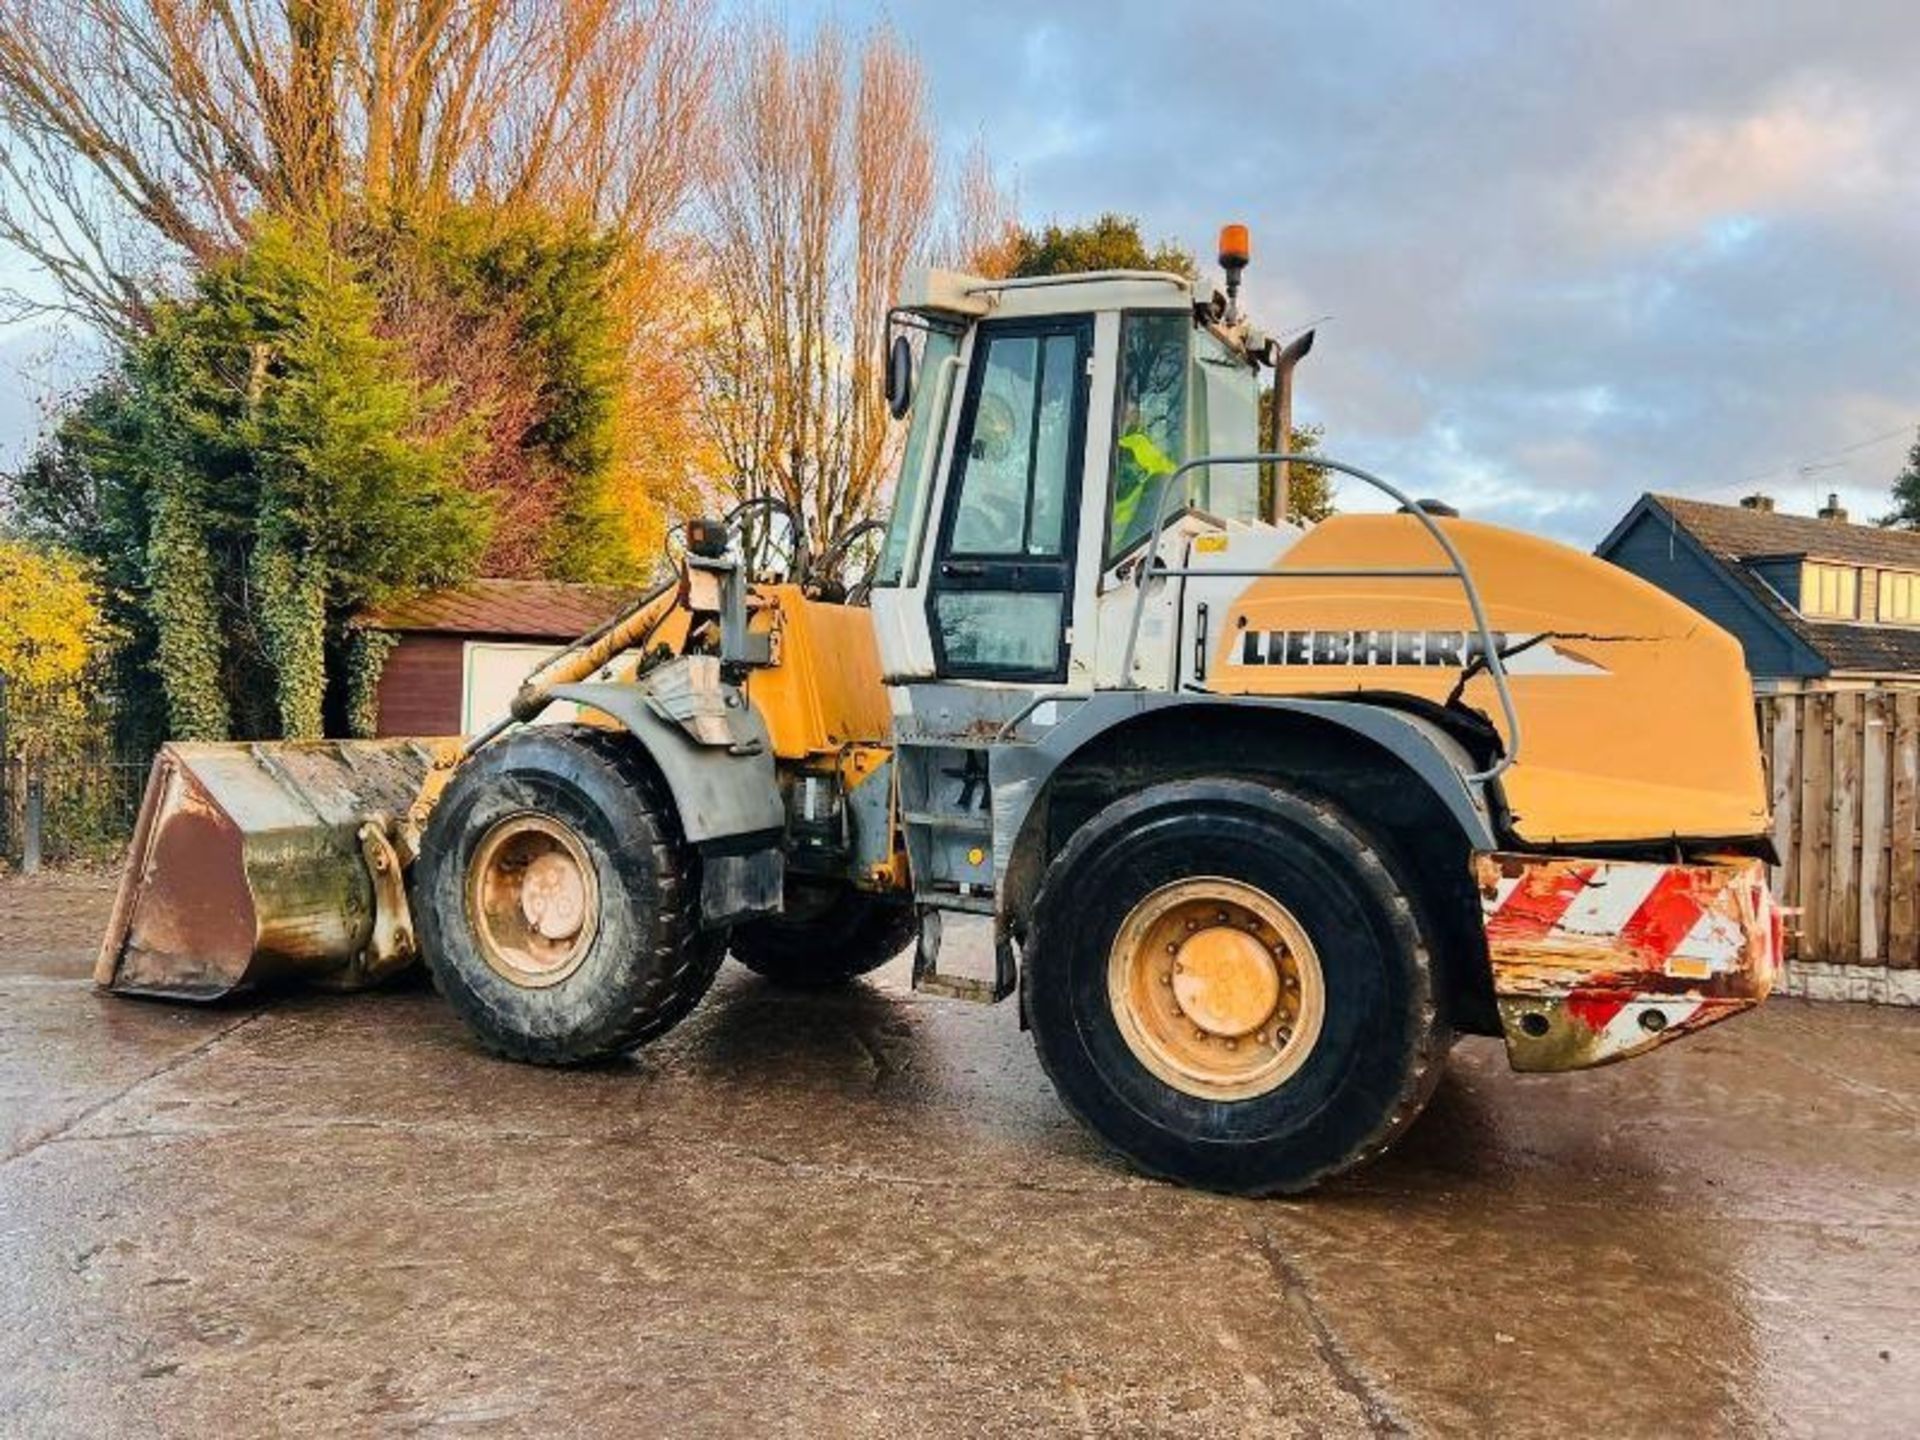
xmin=0 ymin=750 xmax=154 ymax=868
xmin=1116 ymin=452 xmax=1521 ymax=783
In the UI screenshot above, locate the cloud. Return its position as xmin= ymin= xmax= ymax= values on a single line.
xmin=879 ymin=0 xmax=1920 ymax=545
xmin=1597 ymin=82 xmax=1892 ymax=248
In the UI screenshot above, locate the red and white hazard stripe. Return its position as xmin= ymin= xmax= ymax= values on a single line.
xmin=1482 ymin=856 xmax=1770 ymax=982
xmin=1478 ymin=851 xmax=1778 ymax=1069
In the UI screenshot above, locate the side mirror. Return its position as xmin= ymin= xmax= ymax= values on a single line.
xmin=885 ymin=332 xmax=914 ymax=420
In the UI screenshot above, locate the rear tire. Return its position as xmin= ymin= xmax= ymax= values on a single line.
xmin=414 ymin=725 xmax=724 ymax=1065
xmin=1023 ymin=778 xmax=1446 ymax=1195
xmin=730 ymin=882 xmax=917 ymax=987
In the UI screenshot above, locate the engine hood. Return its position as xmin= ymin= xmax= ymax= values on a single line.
xmin=1208 ymin=513 xmax=1771 ymax=847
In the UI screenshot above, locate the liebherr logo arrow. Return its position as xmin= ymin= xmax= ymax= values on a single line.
xmin=1236 ymin=630 xmax=1608 ymax=676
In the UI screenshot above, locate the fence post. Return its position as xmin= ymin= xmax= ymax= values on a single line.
xmin=21 ymin=766 xmax=42 ymax=875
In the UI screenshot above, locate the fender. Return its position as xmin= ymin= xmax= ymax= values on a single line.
xmin=550 ymin=676 xmax=786 ymax=924
xmin=989 ymin=690 xmax=1498 ymax=907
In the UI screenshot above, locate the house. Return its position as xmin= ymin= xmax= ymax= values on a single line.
xmin=1600 ymin=492 xmax=1920 ymax=1006
xmin=359 ymin=579 xmax=634 ymax=737
xmin=1597 ymin=491 xmax=1920 ymax=690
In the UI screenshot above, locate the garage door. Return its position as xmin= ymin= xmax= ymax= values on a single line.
xmin=461 ymin=643 xmax=587 ymax=734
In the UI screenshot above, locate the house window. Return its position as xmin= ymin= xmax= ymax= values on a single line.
xmin=1801 ymin=562 xmax=1859 ymax=619
xmin=1879 ymin=570 xmax=1920 ymax=624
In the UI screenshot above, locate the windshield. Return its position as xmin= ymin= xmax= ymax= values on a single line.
xmin=875 ymin=327 xmax=961 ymax=587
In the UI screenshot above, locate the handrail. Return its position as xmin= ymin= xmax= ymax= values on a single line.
xmin=1115 ymin=452 xmax=1521 ymax=783
xmin=993 ymin=691 xmax=1089 ymax=743
xmin=964 ymin=270 xmax=1191 ymax=296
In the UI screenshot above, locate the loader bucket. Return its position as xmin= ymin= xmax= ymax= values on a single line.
xmin=97 ymin=739 xmax=454 ymax=1001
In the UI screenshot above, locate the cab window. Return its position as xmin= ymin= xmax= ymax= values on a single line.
xmin=1191 ymin=327 xmax=1260 ymax=525
xmin=876 ymin=327 xmax=961 ymax=587
xmin=928 ymin=318 xmax=1090 ymax=681
xmin=1108 ymin=311 xmax=1189 ymax=559
xmin=947 ymin=331 xmax=1079 ymax=557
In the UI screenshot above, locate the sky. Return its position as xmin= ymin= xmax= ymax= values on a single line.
xmin=1 ymin=1 xmax=1916 ymax=548
xmin=828 ymin=0 xmax=1920 ymax=544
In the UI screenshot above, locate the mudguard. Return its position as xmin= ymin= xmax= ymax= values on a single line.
xmin=549 ymin=679 xmax=785 ymax=844
xmin=990 ymin=690 xmax=1498 ymax=891
xmin=549 ymin=672 xmax=786 ymax=925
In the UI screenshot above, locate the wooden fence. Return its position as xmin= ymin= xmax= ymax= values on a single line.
xmin=1761 ymin=689 xmax=1920 ymax=993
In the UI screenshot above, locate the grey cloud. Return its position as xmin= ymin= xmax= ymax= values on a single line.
xmin=885 ymin=0 xmax=1920 ymax=542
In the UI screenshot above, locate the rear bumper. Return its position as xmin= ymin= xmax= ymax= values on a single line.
xmin=1475 ymin=852 xmax=1779 ymax=1073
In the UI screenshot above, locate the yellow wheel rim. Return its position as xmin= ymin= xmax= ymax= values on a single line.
xmin=467 ymin=813 xmax=600 ymax=988
xmin=1106 ymin=877 xmax=1325 ymax=1101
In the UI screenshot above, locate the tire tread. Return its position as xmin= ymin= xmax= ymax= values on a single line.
xmin=1023 ymin=777 xmax=1449 ymax=1194
xmin=417 ymin=725 xmax=724 ymax=1065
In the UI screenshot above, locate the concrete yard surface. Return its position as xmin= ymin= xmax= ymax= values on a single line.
xmin=2 ymin=872 xmax=1917 ymax=1437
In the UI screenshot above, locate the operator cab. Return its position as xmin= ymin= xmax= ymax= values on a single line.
xmin=870 ymin=257 xmax=1294 ymax=698
xmin=867 ymin=245 xmax=1311 ymax=950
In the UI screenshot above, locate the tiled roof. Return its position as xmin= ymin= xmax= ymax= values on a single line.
xmin=1653 ymin=494 xmax=1920 ymax=569
xmin=1648 ymin=495 xmax=1920 ymax=675
xmin=360 ymin=579 xmax=636 ymax=639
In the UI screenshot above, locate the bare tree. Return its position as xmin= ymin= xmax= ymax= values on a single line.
xmin=0 ymin=0 xmax=716 ymax=332
xmin=695 ymin=21 xmax=937 ymax=546
xmin=939 ymin=135 xmax=1020 ymax=278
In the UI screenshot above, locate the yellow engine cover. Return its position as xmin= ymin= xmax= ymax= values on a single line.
xmin=1212 ymin=514 xmax=1769 ymax=846
xmin=744 ymin=586 xmax=893 ymax=760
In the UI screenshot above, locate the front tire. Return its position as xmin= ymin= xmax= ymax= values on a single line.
xmin=414 ymin=726 xmax=724 ymax=1065
xmin=1023 ymin=778 xmax=1446 ymax=1195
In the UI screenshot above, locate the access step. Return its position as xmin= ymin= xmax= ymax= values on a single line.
xmin=910 ymin=908 xmax=1016 ymax=1003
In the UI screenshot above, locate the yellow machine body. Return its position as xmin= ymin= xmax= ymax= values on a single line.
xmin=1211 ymin=513 xmax=1769 ymax=846
xmin=742 ymin=586 xmax=894 ymax=759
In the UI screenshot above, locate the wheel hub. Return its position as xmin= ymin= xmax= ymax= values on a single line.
xmin=468 ymin=813 xmax=600 ymax=987
xmin=520 ymin=851 xmax=589 ymax=941
xmin=1107 ymin=878 xmax=1325 ymax=1101
xmin=1171 ymin=926 xmax=1281 ymax=1038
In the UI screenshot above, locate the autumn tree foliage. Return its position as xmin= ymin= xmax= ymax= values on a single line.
xmin=0 ymin=3 xmax=1022 ymax=740
xmin=695 ymin=22 xmax=939 ymax=545
xmin=0 ymin=0 xmax=714 ymax=565
xmin=369 ymin=206 xmax=700 ymax=580
xmin=940 ymin=139 xmax=1022 ymax=279
xmin=0 ymin=0 xmax=716 ymax=332
xmin=0 ymin=538 xmax=106 ymax=759
xmin=0 ymin=1 xmax=721 ymax=739
xmin=11 ymin=221 xmax=487 ymax=740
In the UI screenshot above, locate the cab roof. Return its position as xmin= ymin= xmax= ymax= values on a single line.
xmin=900 ymin=267 xmax=1197 ymax=321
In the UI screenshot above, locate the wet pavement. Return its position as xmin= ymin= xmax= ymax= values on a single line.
xmin=2 ymin=873 xmax=1917 ymax=1437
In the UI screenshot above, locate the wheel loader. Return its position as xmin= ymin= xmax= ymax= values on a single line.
xmin=97 ymin=229 xmax=1781 ymax=1194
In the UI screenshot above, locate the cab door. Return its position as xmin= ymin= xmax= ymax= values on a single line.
xmin=925 ymin=317 xmax=1092 ymax=683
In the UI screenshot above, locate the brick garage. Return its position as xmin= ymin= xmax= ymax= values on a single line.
xmin=360 ymin=580 xmax=633 ymax=737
